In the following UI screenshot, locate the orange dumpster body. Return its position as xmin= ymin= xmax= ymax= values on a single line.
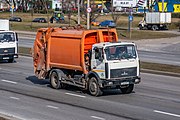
xmin=33 ymin=28 xmax=118 ymax=79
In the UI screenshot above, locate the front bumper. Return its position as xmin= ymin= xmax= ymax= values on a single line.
xmin=99 ymin=76 xmax=141 ymax=88
xmin=0 ymin=54 xmax=18 ymax=60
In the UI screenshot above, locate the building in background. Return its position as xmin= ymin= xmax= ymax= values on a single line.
xmin=113 ymin=0 xmax=147 ymax=12
xmin=153 ymin=0 xmax=180 ymax=13
xmin=52 ymin=0 xmax=62 ymax=10
xmin=0 ymin=0 xmax=9 ymax=11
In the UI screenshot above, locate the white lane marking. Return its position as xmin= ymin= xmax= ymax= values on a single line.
xmin=1 ymin=79 xmax=17 ymax=84
xmin=154 ymin=110 xmax=180 ymax=118
xmin=46 ymin=105 xmax=59 ymax=109
xmin=65 ymin=92 xmax=86 ymax=98
xmin=91 ymin=116 xmax=106 ymax=120
xmin=10 ymin=97 xmax=20 ymax=100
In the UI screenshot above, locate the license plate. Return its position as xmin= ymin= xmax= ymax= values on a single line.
xmin=3 ymin=57 xmax=9 ymax=60
xmin=121 ymin=82 xmax=129 ymax=85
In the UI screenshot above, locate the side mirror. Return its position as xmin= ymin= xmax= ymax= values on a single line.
xmin=99 ymin=57 xmax=103 ymax=62
xmin=93 ymin=47 xmax=99 ymax=52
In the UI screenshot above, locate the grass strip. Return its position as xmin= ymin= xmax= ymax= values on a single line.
xmin=117 ymin=29 xmax=179 ymax=40
xmin=18 ymin=47 xmax=31 ymax=56
xmin=141 ymin=61 xmax=180 ymax=74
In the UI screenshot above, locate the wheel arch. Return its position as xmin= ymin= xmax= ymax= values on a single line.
xmin=85 ymin=71 xmax=100 ymax=81
xmin=49 ymin=68 xmax=65 ymax=79
xmin=85 ymin=71 xmax=101 ymax=89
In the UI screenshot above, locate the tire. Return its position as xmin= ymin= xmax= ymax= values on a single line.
xmin=152 ymin=25 xmax=158 ymax=31
xmin=8 ymin=58 xmax=14 ymax=63
xmin=120 ymin=84 xmax=134 ymax=94
xmin=88 ymin=77 xmax=103 ymax=96
xmin=139 ymin=25 xmax=143 ymax=30
xmin=50 ymin=70 xmax=63 ymax=89
xmin=162 ymin=25 xmax=168 ymax=30
xmin=147 ymin=25 xmax=152 ymax=30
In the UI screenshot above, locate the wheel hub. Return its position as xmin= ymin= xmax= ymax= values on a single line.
xmin=90 ymin=82 xmax=97 ymax=92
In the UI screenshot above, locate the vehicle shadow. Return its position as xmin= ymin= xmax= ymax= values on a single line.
xmin=25 ymin=76 xmax=135 ymax=96
xmin=26 ymin=76 xmax=50 ymax=86
xmin=0 ymin=60 xmax=17 ymax=64
xmin=26 ymin=76 xmax=85 ymax=94
xmin=102 ymin=89 xmax=135 ymax=96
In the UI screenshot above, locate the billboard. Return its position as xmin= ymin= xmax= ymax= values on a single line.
xmin=113 ymin=0 xmax=146 ymax=8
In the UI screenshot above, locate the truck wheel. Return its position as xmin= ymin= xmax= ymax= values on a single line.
xmin=120 ymin=84 xmax=134 ymax=94
xmin=147 ymin=25 xmax=152 ymax=30
xmin=152 ymin=25 xmax=158 ymax=31
xmin=88 ymin=77 xmax=103 ymax=96
xmin=163 ymin=25 xmax=168 ymax=30
xmin=139 ymin=25 xmax=143 ymax=30
xmin=8 ymin=58 xmax=14 ymax=63
xmin=50 ymin=70 xmax=63 ymax=89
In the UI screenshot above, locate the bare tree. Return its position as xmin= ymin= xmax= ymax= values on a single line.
xmin=110 ymin=0 xmax=121 ymax=24
xmin=80 ymin=0 xmax=102 ymax=26
xmin=4 ymin=0 xmax=10 ymax=5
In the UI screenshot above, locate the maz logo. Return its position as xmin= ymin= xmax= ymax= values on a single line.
xmin=121 ymin=71 xmax=128 ymax=76
xmin=4 ymin=50 xmax=8 ymax=52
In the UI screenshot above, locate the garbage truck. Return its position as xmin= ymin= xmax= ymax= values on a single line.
xmin=0 ymin=19 xmax=18 ymax=62
xmin=33 ymin=27 xmax=141 ymax=96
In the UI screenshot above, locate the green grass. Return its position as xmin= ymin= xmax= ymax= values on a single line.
xmin=1 ymin=12 xmax=179 ymax=31
xmin=117 ymin=29 xmax=179 ymax=40
xmin=141 ymin=62 xmax=180 ymax=74
xmin=2 ymin=12 xmax=178 ymax=40
xmin=19 ymin=47 xmax=32 ymax=56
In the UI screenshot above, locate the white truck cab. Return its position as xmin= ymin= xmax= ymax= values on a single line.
xmin=0 ymin=19 xmax=18 ymax=63
xmin=90 ymin=42 xmax=140 ymax=94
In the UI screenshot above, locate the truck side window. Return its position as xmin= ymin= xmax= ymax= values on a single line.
xmin=95 ymin=49 xmax=99 ymax=59
xmin=95 ymin=48 xmax=103 ymax=61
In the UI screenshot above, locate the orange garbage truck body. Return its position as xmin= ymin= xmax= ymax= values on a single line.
xmin=33 ymin=27 xmax=140 ymax=96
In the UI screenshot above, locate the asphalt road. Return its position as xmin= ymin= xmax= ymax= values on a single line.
xmin=0 ymin=56 xmax=180 ymax=120
xmin=138 ymin=50 xmax=180 ymax=66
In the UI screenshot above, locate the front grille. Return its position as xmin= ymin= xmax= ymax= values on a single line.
xmin=0 ymin=48 xmax=15 ymax=54
xmin=110 ymin=67 xmax=137 ymax=78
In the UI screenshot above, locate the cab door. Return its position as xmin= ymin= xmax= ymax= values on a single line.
xmin=91 ymin=47 xmax=106 ymax=79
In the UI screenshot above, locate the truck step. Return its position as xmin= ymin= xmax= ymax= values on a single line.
xmin=61 ymin=80 xmax=85 ymax=89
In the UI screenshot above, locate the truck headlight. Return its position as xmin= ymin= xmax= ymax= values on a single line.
xmin=108 ymin=82 xmax=113 ymax=85
xmin=135 ymin=79 xmax=141 ymax=84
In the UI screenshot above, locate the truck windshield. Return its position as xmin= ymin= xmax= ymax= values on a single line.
xmin=0 ymin=32 xmax=15 ymax=42
xmin=105 ymin=45 xmax=137 ymax=60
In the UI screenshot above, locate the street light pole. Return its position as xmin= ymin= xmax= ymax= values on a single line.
xmin=78 ymin=0 xmax=80 ymax=24
xmin=87 ymin=0 xmax=90 ymax=29
xmin=11 ymin=0 xmax=13 ymax=17
xmin=162 ymin=0 xmax=164 ymax=12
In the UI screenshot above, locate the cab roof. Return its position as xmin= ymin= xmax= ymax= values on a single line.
xmin=93 ymin=42 xmax=136 ymax=48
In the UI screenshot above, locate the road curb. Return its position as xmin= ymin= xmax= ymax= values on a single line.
xmin=0 ymin=113 xmax=21 ymax=120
